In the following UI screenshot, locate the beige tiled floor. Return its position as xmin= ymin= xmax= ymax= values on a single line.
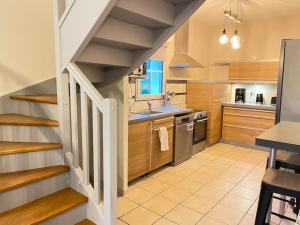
xmin=118 ymin=143 xmax=296 ymax=225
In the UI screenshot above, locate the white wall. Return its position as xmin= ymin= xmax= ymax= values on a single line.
xmin=0 ymin=0 xmax=55 ymax=96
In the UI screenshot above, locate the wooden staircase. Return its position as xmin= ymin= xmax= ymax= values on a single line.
xmin=0 ymin=95 xmax=91 ymax=224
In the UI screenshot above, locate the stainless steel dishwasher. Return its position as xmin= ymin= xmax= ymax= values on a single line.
xmin=173 ymin=114 xmax=194 ymax=166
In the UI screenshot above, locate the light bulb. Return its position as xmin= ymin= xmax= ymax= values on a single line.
xmin=219 ymin=29 xmax=229 ymax=45
xmin=231 ymin=30 xmax=240 ymax=49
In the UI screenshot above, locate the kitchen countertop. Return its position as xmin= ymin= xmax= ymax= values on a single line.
xmin=222 ymin=102 xmax=276 ymax=111
xmin=129 ymin=106 xmax=193 ymax=124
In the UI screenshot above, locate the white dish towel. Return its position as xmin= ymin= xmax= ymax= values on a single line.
xmin=158 ymin=127 xmax=169 ymax=151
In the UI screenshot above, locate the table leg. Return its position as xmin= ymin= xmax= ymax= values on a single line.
xmin=266 ymin=148 xmax=277 ymax=224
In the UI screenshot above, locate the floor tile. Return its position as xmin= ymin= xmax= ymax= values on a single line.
xmin=120 ymin=206 xmax=161 ymax=225
xmin=153 ymin=217 xmax=177 ymax=225
xmin=207 ymin=204 xmax=245 ymax=225
xmin=219 ymin=193 xmax=254 ymax=212
xmin=182 ymin=194 xmax=217 ymax=214
xmin=196 ymin=186 xmax=228 ymax=203
xmin=196 ymin=216 xmax=227 ymax=225
xmin=142 ymin=195 xmax=177 ymax=216
xmin=117 ymin=219 xmax=128 ymax=225
xmin=229 ymin=185 xmax=259 ymax=201
xmin=124 ymin=187 xmax=155 ymax=205
xmin=117 ymin=197 xmax=138 ymax=217
xmin=174 ymin=178 xmax=205 ymax=193
xmin=136 ymin=178 xmax=170 ymax=194
xmin=206 ymin=178 xmax=236 ymax=192
xmin=165 ymin=205 xmax=204 ymax=225
xmin=159 ymin=187 xmax=191 ymax=203
xmin=239 ymin=214 xmax=255 ymax=225
xmin=154 ymin=172 xmax=183 ymax=185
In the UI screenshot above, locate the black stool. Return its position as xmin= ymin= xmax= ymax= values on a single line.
xmin=267 ymin=151 xmax=300 ymax=172
xmin=267 ymin=151 xmax=300 ymax=213
xmin=255 ymin=169 xmax=300 ymax=225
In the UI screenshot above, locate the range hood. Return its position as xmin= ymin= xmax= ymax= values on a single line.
xmin=169 ymin=20 xmax=204 ymax=68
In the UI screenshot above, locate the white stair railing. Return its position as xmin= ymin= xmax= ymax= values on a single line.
xmin=64 ymin=63 xmax=117 ymax=225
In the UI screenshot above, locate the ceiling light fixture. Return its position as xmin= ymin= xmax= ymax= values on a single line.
xmin=219 ymin=17 xmax=229 ymax=45
xmin=219 ymin=0 xmax=242 ymax=49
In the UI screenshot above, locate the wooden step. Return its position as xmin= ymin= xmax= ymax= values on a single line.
xmin=0 ymin=188 xmax=88 ymax=225
xmin=0 ymin=114 xmax=59 ymax=126
xmin=76 ymin=219 xmax=96 ymax=225
xmin=10 ymin=94 xmax=57 ymax=104
xmin=0 ymin=166 xmax=69 ymax=193
xmin=0 ymin=141 xmax=62 ymax=155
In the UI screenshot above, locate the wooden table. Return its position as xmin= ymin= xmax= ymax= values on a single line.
xmin=256 ymin=121 xmax=300 ymax=222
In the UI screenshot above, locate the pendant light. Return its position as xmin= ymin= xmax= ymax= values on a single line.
xmin=231 ymin=0 xmax=241 ymax=49
xmin=219 ymin=17 xmax=229 ymax=45
xmin=231 ymin=24 xmax=240 ymax=49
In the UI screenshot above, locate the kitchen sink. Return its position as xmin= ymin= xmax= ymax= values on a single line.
xmin=138 ymin=110 xmax=161 ymax=115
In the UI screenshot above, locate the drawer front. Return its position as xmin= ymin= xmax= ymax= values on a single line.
xmin=223 ymin=114 xmax=275 ymax=130
xmin=222 ymin=124 xmax=263 ymax=145
xmin=151 ymin=126 xmax=174 ymax=171
xmin=223 ymin=107 xmax=275 ymax=119
xmin=152 ymin=117 xmax=174 ymax=130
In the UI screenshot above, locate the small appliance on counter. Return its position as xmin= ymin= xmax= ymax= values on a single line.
xmin=235 ymin=88 xmax=246 ymax=103
xmin=192 ymin=110 xmax=208 ymax=155
xmin=256 ymin=93 xmax=264 ymax=104
xmin=271 ymin=97 xmax=277 ymax=106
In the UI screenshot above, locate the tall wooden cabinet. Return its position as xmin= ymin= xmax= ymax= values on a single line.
xmin=187 ymin=82 xmax=230 ymax=145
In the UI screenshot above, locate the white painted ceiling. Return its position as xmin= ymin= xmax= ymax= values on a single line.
xmin=193 ymin=0 xmax=300 ymax=26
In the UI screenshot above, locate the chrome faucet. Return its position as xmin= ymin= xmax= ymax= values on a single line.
xmin=147 ymin=101 xmax=152 ymax=111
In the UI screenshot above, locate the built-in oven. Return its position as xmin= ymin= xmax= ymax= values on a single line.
xmin=192 ymin=110 xmax=208 ymax=155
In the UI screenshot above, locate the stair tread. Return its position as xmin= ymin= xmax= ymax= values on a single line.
xmin=0 ymin=188 xmax=88 ymax=225
xmin=0 ymin=166 xmax=69 ymax=193
xmin=75 ymin=219 xmax=96 ymax=225
xmin=0 ymin=113 xmax=59 ymax=126
xmin=10 ymin=94 xmax=57 ymax=104
xmin=0 ymin=141 xmax=62 ymax=155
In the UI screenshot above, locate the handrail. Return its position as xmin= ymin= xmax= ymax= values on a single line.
xmin=58 ymin=0 xmax=76 ymax=27
xmin=63 ymin=62 xmax=117 ymax=225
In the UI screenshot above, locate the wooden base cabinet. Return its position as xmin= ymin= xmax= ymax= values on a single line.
xmin=151 ymin=117 xmax=174 ymax=171
xmin=128 ymin=120 xmax=151 ymax=182
xmin=222 ymin=107 xmax=275 ymax=145
xmin=128 ymin=116 xmax=174 ymax=182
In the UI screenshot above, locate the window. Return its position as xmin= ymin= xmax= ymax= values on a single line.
xmin=139 ymin=59 xmax=164 ymax=96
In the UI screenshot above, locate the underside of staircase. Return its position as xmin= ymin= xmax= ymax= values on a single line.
xmin=59 ymin=0 xmax=206 ymax=78
xmin=0 ymin=95 xmax=93 ymax=224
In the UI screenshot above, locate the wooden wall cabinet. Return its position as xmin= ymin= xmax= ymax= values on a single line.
xmin=222 ymin=107 xmax=275 ymax=145
xmin=128 ymin=120 xmax=151 ymax=182
xmin=128 ymin=116 xmax=174 ymax=182
xmin=228 ymin=62 xmax=279 ymax=81
xmin=151 ymin=117 xmax=174 ymax=171
xmin=187 ymin=82 xmax=230 ymax=145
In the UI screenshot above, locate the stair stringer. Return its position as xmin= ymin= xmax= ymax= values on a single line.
xmin=65 ymin=152 xmax=104 ymax=225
